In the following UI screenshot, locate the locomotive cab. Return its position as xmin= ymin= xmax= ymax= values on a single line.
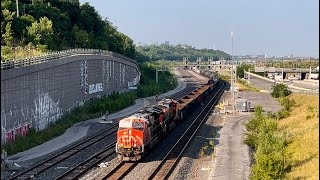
xmin=116 ymin=115 xmax=151 ymax=161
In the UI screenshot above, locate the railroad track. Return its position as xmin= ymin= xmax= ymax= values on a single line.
xmin=9 ymin=68 xmax=210 ymax=179
xmin=101 ymin=162 xmax=138 ymax=180
xmin=99 ymin=81 xmax=226 ymax=180
xmin=54 ymin=141 xmax=117 ymax=180
xmin=9 ymin=125 xmax=119 ymax=180
xmin=148 ymin=81 xmax=226 ymax=179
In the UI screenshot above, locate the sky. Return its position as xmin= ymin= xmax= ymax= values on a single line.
xmin=79 ymin=0 xmax=319 ymax=57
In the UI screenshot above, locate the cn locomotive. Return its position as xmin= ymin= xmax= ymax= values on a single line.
xmin=116 ymin=74 xmax=219 ymax=161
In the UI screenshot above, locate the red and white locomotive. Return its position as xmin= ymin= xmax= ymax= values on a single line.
xmin=116 ymin=99 xmax=178 ymax=161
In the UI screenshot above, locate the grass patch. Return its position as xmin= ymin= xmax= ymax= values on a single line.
xmin=277 ymin=94 xmax=319 ymax=180
xmin=219 ymin=74 xmax=231 ymax=81
xmin=198 ymin=139 xmax=215 ymax=159
xmin=1 ymin=45 xmax=47 ymax=61
xmin=237 ymin=78 xmax=260 ymax=92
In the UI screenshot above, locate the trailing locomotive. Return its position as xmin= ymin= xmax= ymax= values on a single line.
xmin=116 ymin=76 xmax=219 ymax=161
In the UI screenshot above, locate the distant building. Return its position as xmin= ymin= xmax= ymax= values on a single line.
xmin=165 ymin=41 xmax=169 ymax=46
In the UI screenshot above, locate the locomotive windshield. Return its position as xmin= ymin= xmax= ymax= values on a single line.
xmin=118 ymin=119 xmax=145 ymax=130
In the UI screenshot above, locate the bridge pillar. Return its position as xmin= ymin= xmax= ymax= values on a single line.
xmin=196 ymin=57 xmax=202 ymax=69
xmin=282 ymin=72 xmax=287 ymax=80
xmin=208 ymin=57 xmax=213 ymax=70
xmin=183 ymin=57 xmax=188 ymax=69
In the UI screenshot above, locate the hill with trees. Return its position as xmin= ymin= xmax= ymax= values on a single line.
xmin=1 ymin=0 xmax=231 ymax=63
xmin=1 ymin=0 xmax=135 ymax=60
xmin=136 ymin=44 xmax=231 ymax=62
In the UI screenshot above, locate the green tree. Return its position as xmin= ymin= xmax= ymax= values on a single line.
xmin=271 ymin=84 xmax=291 ymax=98
xmin=26 ymin=16 xmax=53 ymax=46
xmin=72 ymin=25 xmax=88 ymax=47
xmin=1 ymin=9 xmax=15 ymax=46
xmin=3 ymin=21 xmax=13 ymax=46
xmin=237 ymin=64 xmax=253 ymax=78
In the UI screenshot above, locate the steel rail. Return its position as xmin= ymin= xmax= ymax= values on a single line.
xmin=9 ymin=125 xmax=118 ymax=180
xmin=54 ymin=141 xmax=117 ymax=180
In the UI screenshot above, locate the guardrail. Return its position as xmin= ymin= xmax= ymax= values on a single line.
xmin=294 ymin=90 xmax=319 ymax=96
xmin=1 ymin=49 xmax=137 ymax=71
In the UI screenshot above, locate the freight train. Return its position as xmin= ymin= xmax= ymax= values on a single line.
xmin=116 ymin=74 xmax=219 ymax=161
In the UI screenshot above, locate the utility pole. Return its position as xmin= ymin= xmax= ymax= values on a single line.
xmin=230 ymin=32 xmax=236 ymax=115
xmin=16 ymin=0 xmax=19 ymax=17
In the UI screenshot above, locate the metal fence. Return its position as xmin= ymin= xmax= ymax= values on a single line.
xmin=1 ymin=48 xmax=137 ymax=71
xmin=292 ymin=90 xmax=319 ymax=96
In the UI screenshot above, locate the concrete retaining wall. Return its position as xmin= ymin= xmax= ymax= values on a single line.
xmin=1 ymin=53 xmax=140 ymax=144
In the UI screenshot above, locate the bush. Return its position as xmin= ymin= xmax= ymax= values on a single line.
xmin=251 ymin=134 xmax=285 ymax=180
xmin=277 ymin=110 xmax=290 ymax=119
xmin=280 ymin=98 xmax=295 ymax=112
xmin=244 ymin=105 xmax=285 ymax=180
xmin=271 ymin=84 xmax=291 ymax=98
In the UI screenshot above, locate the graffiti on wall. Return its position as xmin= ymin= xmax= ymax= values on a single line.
xmin=102 ymin=60 xmax=111 ymax=90
xmin=34 ymin=92 xmax=62 ymax=131
xmin=89 ymin=83 xmax=103 ymax=94
xmin=80 ymin=60 xmax=88 ymax=94
xmin=4 ymin=124 xmax=31 ymax=143
xmin=128 ymin=75 xmax=140 ymax=88
xmin=122 ymin=65 xmax=126 ymax=86
xmin=1 ymin=105 xmax=34 ymax=144
xmin=1 ymin=105 xmax=41 ymax=143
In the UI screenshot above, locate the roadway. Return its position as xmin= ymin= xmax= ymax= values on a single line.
xmin=245 ymin=72 xmax=319 ymax=94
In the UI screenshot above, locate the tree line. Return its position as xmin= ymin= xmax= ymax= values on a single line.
xmin=136 ymin=44 xmax=231 ymax=62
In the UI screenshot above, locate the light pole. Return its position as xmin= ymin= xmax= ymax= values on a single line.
xmin=230 ymin=32 xmax=237 ymax=115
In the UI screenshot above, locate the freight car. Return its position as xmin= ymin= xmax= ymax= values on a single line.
xmin=116 ymin=78 xmax=219 ymax=161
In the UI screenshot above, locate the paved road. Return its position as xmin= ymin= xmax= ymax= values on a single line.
xmin=247 ymin=75 xmax=275 ymax=92
xmin=209 ymin=91 xmax=282 ymax=180
xmin=246 ymin=73 xmax=319 ymax=94
xmin=210 ymin=114 xmax=251 ymax=180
